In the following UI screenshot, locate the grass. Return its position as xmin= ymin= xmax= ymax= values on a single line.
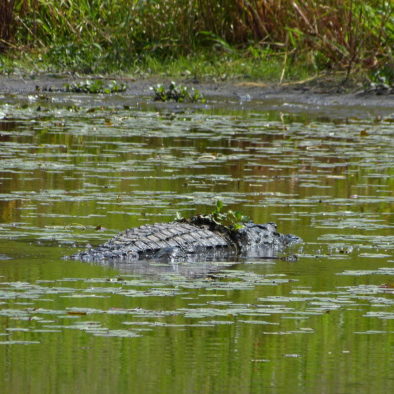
xmin=142 ymin=51 xmax=314 ymax=81
xmin=0 ymin=1 xmax=392 ymax=84
xmin=0 ymin=48 xmax=315 ymax=84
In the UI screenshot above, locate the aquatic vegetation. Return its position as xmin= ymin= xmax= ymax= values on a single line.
xmin=152 ymin=82 xmax=205 ymax=103
xmin=207 ymin=200 xmax=249 ymax=230
xmin=174 ymin=200 xmax=249 ymax=232
xmin=368 ymin=62 xmax=394 ymax=92
xmin=63 ymin=79 xmax=126 ymax=94
xmin=195 ymin=200 xmax=249 ymax=231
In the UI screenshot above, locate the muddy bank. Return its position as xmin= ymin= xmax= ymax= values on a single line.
xmin=0 ymin=74 xmax=393 ymax=119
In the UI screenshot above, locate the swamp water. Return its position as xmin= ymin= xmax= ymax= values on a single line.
xmin=0 ymin=91 xmax=393 ymax=393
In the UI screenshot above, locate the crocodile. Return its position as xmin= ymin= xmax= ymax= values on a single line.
xmin=69 ymin=215 xmax=301 ymax=264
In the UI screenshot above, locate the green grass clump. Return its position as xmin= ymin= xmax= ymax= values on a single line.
xmin=152 ymin=82 xmax=205 ymax=102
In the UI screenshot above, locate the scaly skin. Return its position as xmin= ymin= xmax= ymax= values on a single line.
xmin=69 ymin=217 xmax=301 ymax=263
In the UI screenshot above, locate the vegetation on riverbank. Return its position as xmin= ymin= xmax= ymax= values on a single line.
xmin=0 ymin=1 xmax=393 ymax=84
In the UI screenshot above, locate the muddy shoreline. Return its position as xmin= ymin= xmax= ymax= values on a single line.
xmin=0 ymin=74 xmax=393 ymax=119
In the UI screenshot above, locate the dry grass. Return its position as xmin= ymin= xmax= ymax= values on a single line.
xmin=234 ymin=0 xmax=392 ymax=72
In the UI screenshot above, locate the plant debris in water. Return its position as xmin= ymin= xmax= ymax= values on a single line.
xmin=177 ymin=200 xmax=249 ymax=231
xmin=62 ymin=79 xmax=127 ymax=94
xmin=152 ymin=82 xmax=205 ymax=103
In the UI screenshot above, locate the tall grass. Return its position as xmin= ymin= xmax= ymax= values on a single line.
xmin=0 ymin=0 xmax=16 ymax=51
xmin=1 ymin=0 xmax=393 ymax=76
xmin=235 ymin=0 xmax=393 ymax=75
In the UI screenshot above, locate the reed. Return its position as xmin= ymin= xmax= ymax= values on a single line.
xmin=233 ymin=0 xmax=393 ymax=75
xmin=0 ymin=0 xmax=16 ymax=51
xmin=2 ymin=0 xmax=393 ymax=76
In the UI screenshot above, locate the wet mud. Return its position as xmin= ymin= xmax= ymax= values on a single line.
xmin=0 ymin=74 xmax=393 ymax=119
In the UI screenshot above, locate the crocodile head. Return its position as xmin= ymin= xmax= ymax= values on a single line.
xmin=231 ymin=222 xmax=301 ymax=253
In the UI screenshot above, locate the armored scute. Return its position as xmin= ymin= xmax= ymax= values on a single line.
xmin=70 ymin=216 xmax=301 ymax=264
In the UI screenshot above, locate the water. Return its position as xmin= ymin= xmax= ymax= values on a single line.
xmin=0 ymin=92 xmax=393 ymax=393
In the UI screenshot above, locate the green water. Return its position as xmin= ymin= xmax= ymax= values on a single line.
xmin=0 ymin=95 xmax=393 ymax=393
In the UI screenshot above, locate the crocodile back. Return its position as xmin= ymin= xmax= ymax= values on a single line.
xmin=73 ymin=221 xmax=231 ymax=262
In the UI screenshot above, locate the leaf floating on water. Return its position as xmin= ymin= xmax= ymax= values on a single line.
xmin=338 ymin=268 xmax=394 ymax=276
xmin=239 ymin=320 xmax=279 ymax=325
xmin=364 ymin=311 xmax=394 ymax=319
xmin=198 ymin=320 xmax=234 ymax=325
xmin=67 ymin=311 xmax=88 ymax=316
xmin=359 ymin=253 xmax=392 ymax=258
xmin=0 ymin=340 xmax=40 ymax=345
xmin=66 ymin=308 xmax=103 ymax=315
xmin=354 ymin=330 xmax=394 ymax=334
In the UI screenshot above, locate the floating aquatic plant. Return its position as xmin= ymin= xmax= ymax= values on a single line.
xmin=151 ymin=82 xmax=205 ymax=103
xmin=63 ymin=79 xmax=126 ymax=94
